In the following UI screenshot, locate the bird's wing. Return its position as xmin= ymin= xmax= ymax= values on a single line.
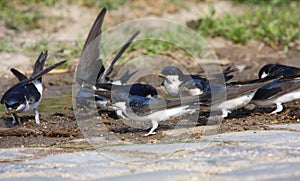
xmin=0 ymin=81 xmax=28 ymax=104
xmin=11 ymin=68 xmax=27 ymax=81
xmin=1 ymin=60 xmax=66 ymax=104
xmin=130 ymin=95 xmax=200 ymax=114
xmin=253 ymin=77 xmax=300 ymax=100
xmin=119 ymin=70 xmax=137 ymax=84
xmin=99 ymin=31 xmax=139 ymax=83
xmin=94 ymin=82 xmax=113 ymax=90
xmin=196 ymin=66 xmax=238 ymax=83
xmin=32 ymin=51 xmax=48 ymax=80
xmin=269 ymin=66 xmax=300 ymax=78
xmin=75 ymin=8 xmax=107 ymax=85
xmin=29 ymin=60 xmax=66 ymax=82
xmin=198 ymin=79 xmax=276 ymax=105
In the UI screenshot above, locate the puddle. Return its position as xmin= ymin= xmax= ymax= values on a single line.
xmin=0 ymin=95 xmax=73 ymax=128
xmin=39 ymin=95 xmax=72 ymax=114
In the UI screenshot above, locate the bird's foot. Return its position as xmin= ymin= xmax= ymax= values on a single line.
xmin=12 ymin=118 xmax=16 ymax=125
xmin=270 ymin=111 xmax=279 ymax=116
xmin=144 ymin=132 xmax=156 ymax=137
xmin=270 ymin=103 xmax=283 ymax=115
xmin=12 ymin=114 xmax=20 ymax=125
xmin=35 ymin=117 xmax=40 ymax=124
xmin=221 ymin=110 xmax=231 ymax=118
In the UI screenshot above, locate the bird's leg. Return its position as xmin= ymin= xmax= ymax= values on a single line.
xmin=12 ymin=113 xmax=20 ymax=125
xmin=116 ymin=110 xmax=128 ymax=119
xmin=270 ymin=103 xmax=283 ymax=115
xmin=221 ymin=109 xmax=230 ymax=118
xmin=34 ymin=108 xmax=40 ymax=124
xmin=144 ymin=120 xmax=158 ymax=136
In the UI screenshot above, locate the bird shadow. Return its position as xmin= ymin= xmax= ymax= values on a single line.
xmin=0 ymin=115 xmax=36 ymax=128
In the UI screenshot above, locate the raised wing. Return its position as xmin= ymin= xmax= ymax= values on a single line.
xmin=29 ymin=60 xmax=66 ymax=82
xmin=32 ymin=51 xmax=48 ymax=81
xmin=99 ymin=31 xmax=139 ymax=83
xmin=75 ymin=8 xmax=107 ymax=85
xmin=11 ymin=68 xmax=27 ymax=81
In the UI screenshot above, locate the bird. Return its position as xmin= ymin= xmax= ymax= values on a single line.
xmin=1 ymin=51 xmax=66 ymax=125
xmin=258 ymin=63 xmax=300 ymax=79
xmin=194 ymin=77 xmax=280 ymax=118
xmin=84 ymin=82 xmax=158 ymax=119
xmin=92 ymin=86 xmax=199 ymax=136
xmin=75 ymin=8 xmax=138 ymax=87
xmin=251 ymin=74 xmax=300 ymax=114
xmin=74 ymin=8 xmax=139 ymax=112
xmin=158 ymin=66 xmax=277 ymax=118
xmin=159 ymin=66 xmax=237 ymax=97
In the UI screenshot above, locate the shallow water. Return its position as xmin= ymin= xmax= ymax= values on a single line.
xmin=39 ymin=95 xmax=73 ymax=114
xmin=0 ymin=95 xmax=73 ymax=128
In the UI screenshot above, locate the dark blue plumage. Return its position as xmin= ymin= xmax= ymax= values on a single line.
xmin=74 ymin=8 xmax=140 ymax=116
xmin=252 ymin=74 xmax=300 ymax=114
xmin=1 ymin=51 xmax=66 ymax=125
xmin=258 ymin=64 xmax=300 ymax=79
xmin=93 ymin=89 xmax=198 ymax=136
xmin=160 ymin=66 xmax=236 ymax=96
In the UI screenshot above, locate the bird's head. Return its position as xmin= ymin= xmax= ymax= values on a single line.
xmin=159 ymin=66 xmax=184 ymax=86
xmin=258 ymin=64 xmax=277 ymax=79
xmin=4 ymin=94 xmax=26 ymax=113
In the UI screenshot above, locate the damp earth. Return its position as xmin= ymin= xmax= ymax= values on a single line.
xmin=0 ymin=44 xmax=299 ymax=150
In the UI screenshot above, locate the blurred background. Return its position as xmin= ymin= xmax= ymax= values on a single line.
xmin=0 ymin=0 xmax=299 ymax=77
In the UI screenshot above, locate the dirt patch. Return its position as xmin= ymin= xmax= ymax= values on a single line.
xmin=1 ymin=45 xmax=299 ymax=149
xmin=0 ymin=1 xmax=299 ymax=150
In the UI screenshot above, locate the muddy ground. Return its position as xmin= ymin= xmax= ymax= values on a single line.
xmin=0 ymin=43 xmax=299 ymax=149
xmin=0 ymin=1 xmax=299 ymax=151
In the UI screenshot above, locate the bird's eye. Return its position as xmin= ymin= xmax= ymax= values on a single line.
xmin=28 ymin=97 xmax=35 ymax=103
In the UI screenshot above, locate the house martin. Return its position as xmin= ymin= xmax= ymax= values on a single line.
xmin=93 ymin=87 xmax=199 ymax=136
xmin=1 ymin=51 xmax=66 ymax=124
xmin=252 ymin=74 xmax=300 ymax=114
xmin=159 ymin=66 xmax=236 ymax=96
xmin=258 ymin=63 xmax=300 ymax=79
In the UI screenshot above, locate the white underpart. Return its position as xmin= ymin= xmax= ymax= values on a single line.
xmin=251 ymin=88 xmax=300 ymax=114
xmin=164 ymin=75 xmax=182 ymax=97
xmin=260 ymin=72 xmax=269 ymax=79
xmin=96 ymin=99 xmax=108 ymax=109
xmin=112 ymin=80 xmax=122 ymax=85
xmin=189 ymin=88 xmax=203 ymax=96
xmin=210 ymin=92 xmax=257 ymax=118
xmin=114 ymin=102 xmax=194 ymax=136
xmin=15 ymin=104 xmax=26 ymax=112
xmin=23 ymin=80 xmax=43 ymax=124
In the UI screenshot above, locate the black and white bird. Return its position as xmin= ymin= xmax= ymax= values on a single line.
xmin=258 ymin=63 xmax=300 ymax=79
xmin=196 ymin=78 xmax=279 ymax=118
xmin=252 ymin=73 xmax=300 ymax=114
xmin=88 ymin=82 xmax=158 ymax=118
xmin=75 ymin=8 xmax=137 ymax=87
xmin=158 ymin=66 xmax=277 ymax=118
xmin=74 ymin=8 xmax=139 ymax=111
xmin=1 ymin=51 xmax=66 ymax=125
xmin=159 ymin=66 xmax=236 ymax=97
xmin=93 ymin=85 xmax=199 ymax=136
